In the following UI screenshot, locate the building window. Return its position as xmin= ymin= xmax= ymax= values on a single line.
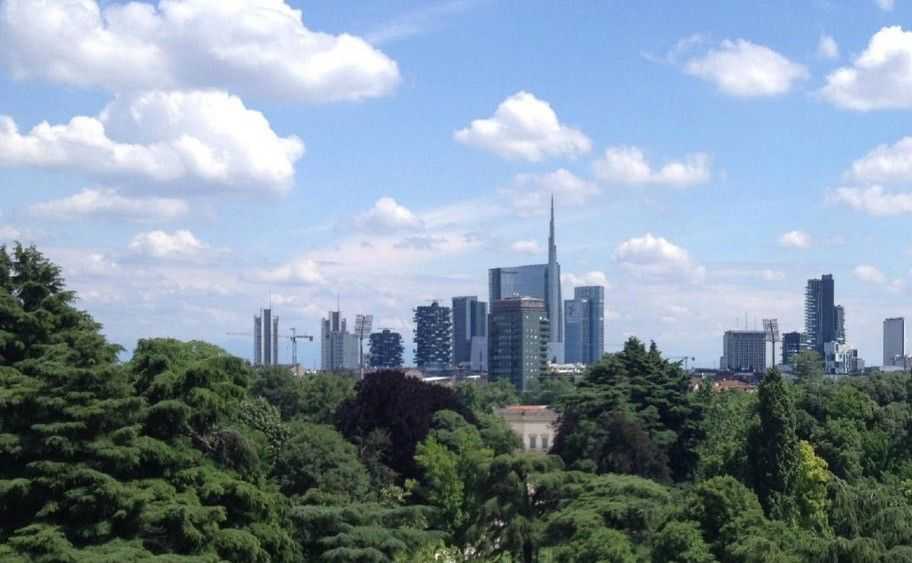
xmin=541 ymin=434 xmax=549 ymax=450
xmin=529 ymin=435 xmax=537 ymax=450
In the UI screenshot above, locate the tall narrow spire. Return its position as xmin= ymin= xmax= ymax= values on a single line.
xmin=548 ymin=194 xmax=556 ymax=261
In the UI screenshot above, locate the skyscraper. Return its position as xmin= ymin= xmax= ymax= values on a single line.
xmin=321 ymin=309 xmax=359 ymax=371
xmin=488 ymin=297 xmax=550 ymax=392
xmin=452 ymin=296 xmax=487 ymax=368
xmin=488 ymin=197 xmax=562 ymax=362
xmin=835 ymin=305 xmax=846 ymax=344
xmin=564 ymin=285 xmax=605 ymax=364
xmin=805 ymin=274 xmax=838 ymax=357
xmin=369 ymin=329 xmax=404 ymax=368
xmin=884 ymin=317 xmax=905 ymax=367
xmin=252 ymin=308 xmax=279 ymax=366
xmin=414 ymin=301 xmax=453 ymax=370
xmin=721 ymin=330 xmax=768 ymax=373
xmin=782 ymin=331 xmax=803 ymax=365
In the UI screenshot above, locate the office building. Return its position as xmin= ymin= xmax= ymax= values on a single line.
xmin=825 ymin=341 xmax=864 ymax=375
xmin=469 ymin=336 xmax=487 ymax=372
xmin=488 ymin=197 xmax=563 ymax=362
xmin=452 ymin=296 xmax=487 ymax=368
xmin=321 ymin=310 xmax=359 ymax=371
xmin=369 ymin=329 xmax=404 ymax=368
xmin=564 ymin=285 xmax=605 ymax=365
xmin=782 ymin=331 xmax=803 ymax=365
xmin=252 ymin=308 xmax=279 ymax=366
xmin=884 ymin=317 xmax=905 ymax=367
xmin=414 ymin=301 xmax=452 ymax=370
xmin=721 ymin=330 xmax=768 ymax=373
xmin=488 ymin=297 xmax=550 ymax=392
xmin=805 ymin=274 xmax=841 ymax=357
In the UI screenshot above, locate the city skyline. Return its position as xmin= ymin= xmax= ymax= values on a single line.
xmin=3 ymin=1 xmax=912 ymax=368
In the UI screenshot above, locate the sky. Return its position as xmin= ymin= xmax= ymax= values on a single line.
xmin=2 ymin=0 xmax=912 ymax=368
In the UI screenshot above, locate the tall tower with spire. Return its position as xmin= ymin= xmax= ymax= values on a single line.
xmin=546 ymin=196 xmax=563 ymax=362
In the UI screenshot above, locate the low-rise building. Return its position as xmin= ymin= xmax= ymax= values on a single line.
xmin=824 ymin=341 xmax=864 ymax=375
xmin=496 ymin=405 xmax=558 ymax=453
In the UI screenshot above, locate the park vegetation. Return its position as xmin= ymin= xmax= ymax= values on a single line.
xmin=3 ymin=244 xmax=912 ymax=561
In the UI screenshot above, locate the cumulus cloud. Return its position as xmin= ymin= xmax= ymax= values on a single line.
xmin=829 ymin=185 xmax=912 ymax=216
xmin=454 ymin=91 xmax=591 ymax=161
xmin=507 ymin=169 xmax=599 ymax=216
xmin=818 ymin=34 xmax=840 ymax=60
xmin=562 ymin=271 xmax=611 ymax=289
xmin=511 ymin=239 xmax=542 ymax=255
xmin=778 ymin=230 xmax=812 ymax=249
xmin=255 ymin=258 xmax=324 ymax=285
xmin=845 ymin=137 xmax=912 ymax=184
xmin=0 ymin=90 xmax=304 ymax=193
xmin=615 ymin=233 xmax=705 ymax=283
xmin=0 ymin=0 xmax=399 ymax=103
xmin=31 ymin=187 xmax=188 ymax=221
xmin=684 ymin=39 xmax=808 ymax=97
xmin=593 ymin=146 xmax=711 ymax=187
xmin=129 ymin=229 xmax=208 ymax=259
xmin=352 ymin=197 xmax=423 ymax=233
xmin=855 ymin=264 xmax=887 ymax=284
xmin=821 ymin=27 xmax=912 ymax=111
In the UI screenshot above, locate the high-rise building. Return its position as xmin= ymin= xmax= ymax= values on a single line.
xmin=835 ymin=305 xmax=846 ymax=344
xmin=884 ymin=317 xmax=905 ymax=367
xmin=721 ymin=330 xmax=768 ymax=373
xmin=369 ymin=329 xmax=404 ymax=368
xmin=252 ymin=308 xmax=279 ymax=366
xmin=452 ymin=296 xmax=487 ymax=368
xmin=782 ymin=331 xmax=803 ymax=365
xmin=414 ymin=301 xmax=452 ymax=370
xmin=564 ymin=286 xmax=605 ymax=365
xmin=488 ymin=197 xmax=562 ymax=362
xmin=321 ymin=310 xmax=359 ymax=371
xmin=488 ymin=297 xmax=550 ymax=392
xmin=805 ymin=274 xmax=838 ymax=356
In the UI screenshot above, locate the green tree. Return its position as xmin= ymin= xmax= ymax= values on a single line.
xmin=652 ymin=520 xmax=716 ymax=563
xmin=793 ymin=350 xmax=824 ymax=382
xmin=748 ymin=368 xmax=800 ymax=520
xmin=794 ymin=440 xmax=830 ymax=533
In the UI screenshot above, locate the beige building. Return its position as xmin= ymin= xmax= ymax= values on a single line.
xmin=496 ymin=405 xmax=559 ymax=453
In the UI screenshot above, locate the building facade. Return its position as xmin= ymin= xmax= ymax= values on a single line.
xmin=452 ymin=296 xmax=487 ymax=368
xmin=488 ymin=297 xmax=550 ymax=392
xmin=805 ymin=274 xmax=838 ymax=357
xmin=721 ymin=330 xmax=768 ymax=373
xmin=782 ymin=331 xmax=803 ymax=365
xmin=321 ymin=310 xmax=359 ymax=371
xmin=564 ymin=285 xmax=605 ymax=365
xmin=414 ymin=301 xmax=453 ymax=370
xmin=495 ymin=405 xmax=558 ymax=453
xmin=488 ymin=198 xmax=563 ymax=362
xmin=253 ymin=308 xmax=279 ymax=366
xmin=884 ymin=317 xmax=905 ymax=367
xmin=825 ymin=341 xmax=864 ymax=375
xmin=369 ymin=329 xmax=404 ymax=368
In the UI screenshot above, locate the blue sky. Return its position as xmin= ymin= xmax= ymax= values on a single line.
xmin=2 ymin=0 xmax=912 ymax=367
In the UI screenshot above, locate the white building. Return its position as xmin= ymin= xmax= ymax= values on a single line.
xmin=824 ymin=341 xmax=864 ymax=376
xmin=496 ymin=405 xmax=558 ymax=453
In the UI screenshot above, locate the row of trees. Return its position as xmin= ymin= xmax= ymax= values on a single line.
xmin=4 ymin=245 xmax=912 ymax=561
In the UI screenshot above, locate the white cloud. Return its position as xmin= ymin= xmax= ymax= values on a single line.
xmin=129 ymin=229 xmax=208 ymax=259
xmin=511 ymin=239 xmax=542 ymax=255
xmin=507 ymin=169 xmax=599 ymax=216
xmin=593 ymin=146 xmax=711 ymax=187
xmin=778 ymin=230 xmax=812 ymax=249
xmin=0 ymin=90 xmax=304 ymax=194
xmin=761 ymin=269 xmax=786 ymax=281
xmin=829 ymin=185 xmax=912 ymax=216
xmin=255 ymin=258 xmax=324 ymax=285
xmin=817 ymin=34 xmax=840 ymax=60
xmin=31 ymin=187 xmax=188 ymax=221
xmin=684 ymin=39 xmax=808 ymax=97
xmin=0 ymin=0 xmax=399 ymax=103
xmin=562 ymin=271 xmax=611 ymax=289
xmin=352 ymin=197 xmax=423 ymax=233
xmin=854 ymin=264 xmax=887 ymax=284
xmin=821 ymin=27 xmax=912 ymax=111
xmin=846 ymin=137 xmax=912 ymax=184
xmin=615 ymin=233 xmax=705 ymax=283
xmin=454 ymin=91 xmax=591 ymax=161
xmin=876 ymin=0 xmax=895 ymax=11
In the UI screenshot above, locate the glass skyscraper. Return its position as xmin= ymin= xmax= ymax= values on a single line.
xmin=564 ymin=285 xmax=605 ymax=365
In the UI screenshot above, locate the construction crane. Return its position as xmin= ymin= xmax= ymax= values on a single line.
xmin=225 ymin=328 xmax=313 ymax=367
xmin=282 ymin=327 xmax=314 ymax=367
